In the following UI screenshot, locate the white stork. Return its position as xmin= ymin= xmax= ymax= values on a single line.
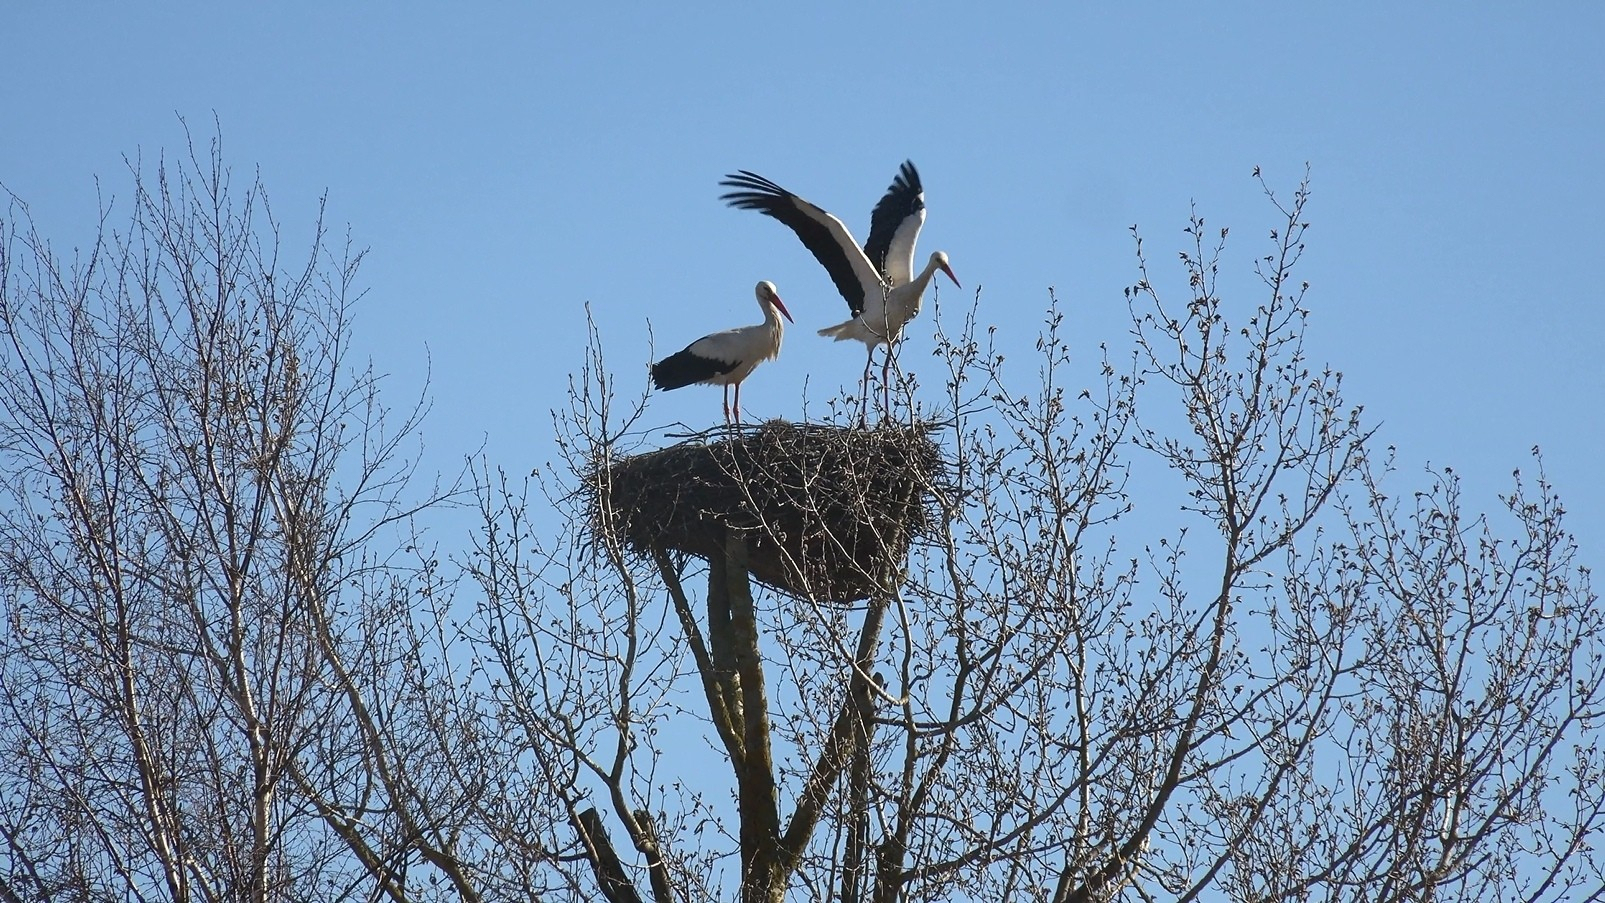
xmin=651 ymin=281 xmax=793 ymax=425
xmin=719 ymin=161 xmax=959 ymax=413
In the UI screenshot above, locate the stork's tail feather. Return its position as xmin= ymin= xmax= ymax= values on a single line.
xmin=818 ymin=319 xmax=855 ymax=341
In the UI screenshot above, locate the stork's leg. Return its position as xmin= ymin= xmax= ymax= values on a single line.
xmin=882 ymin=348 xmax=893 ymax=415
xmin=859 ymin=346 xmax=875 ymax=425
xmin=733 ymin=381 xmax=742 ymax=425
xmin=722 ymin=385 xmax=732 ymax=425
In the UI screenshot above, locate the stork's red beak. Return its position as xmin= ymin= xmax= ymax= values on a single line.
xmin=940 ymin=262 xmax=961 ymax=289
xmin=773 ymin=295 xmax=794 ymax=323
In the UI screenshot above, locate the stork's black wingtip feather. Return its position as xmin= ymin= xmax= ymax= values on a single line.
xmin=652 ymin=349 xmax=734 ymax=391
xmin=893 ymin=160 xmax=922 ymax=193
xmin=718 ymin=171 xmax=788 ymax=196
xmin=719 ymin=171 xmax=799 ymax=210
xmin=720 ymin=190 xmax=776 ymax=210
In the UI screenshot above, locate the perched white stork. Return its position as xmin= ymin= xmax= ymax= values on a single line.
xmin=651 ymin=281 xmax=793 ymax=425
xmin=719 ymin=161 xmax=959 ymax=413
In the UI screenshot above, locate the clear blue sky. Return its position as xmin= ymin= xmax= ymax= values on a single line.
xmin=4 ymin=4 xmax=1602 ymax=563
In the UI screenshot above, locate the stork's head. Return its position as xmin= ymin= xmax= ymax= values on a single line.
xmin=757 ymin=280 xmax=794 ymax=323
xmin=931 ymin=251 xmax=961 ymax=289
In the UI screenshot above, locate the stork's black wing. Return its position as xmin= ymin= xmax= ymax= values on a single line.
xmin=720 ymin=170 xmax=882 ymax=316
xmin=862 ymin=160 xmax=926 ymax=284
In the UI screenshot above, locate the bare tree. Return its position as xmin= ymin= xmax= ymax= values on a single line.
xmin=2 ymin=137 xmax=1600 ymax=903
xmin=0 ymin=126 xmax=451 ymax=901
xmin=450 ymin=173 xmax=1602 ymax=903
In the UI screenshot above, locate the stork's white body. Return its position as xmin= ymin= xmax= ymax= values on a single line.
xmin=651 ymin=281 xmax=792 ymax=424
xmin=817 ymin=250 xmax=957 ymax=348
xmin=719 ymin=162 xmax=958 ymax=414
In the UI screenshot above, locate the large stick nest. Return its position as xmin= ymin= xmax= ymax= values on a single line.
xmin=589 ymin=421 xmax=944 ymax=603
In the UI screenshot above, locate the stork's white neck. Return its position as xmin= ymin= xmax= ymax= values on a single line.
xmin=911 ymin=255 xmax=945 ymax=294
